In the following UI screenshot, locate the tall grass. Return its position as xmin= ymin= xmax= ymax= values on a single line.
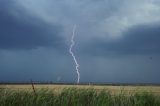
xmin=0 ymin=88 xmax=160 ymax=106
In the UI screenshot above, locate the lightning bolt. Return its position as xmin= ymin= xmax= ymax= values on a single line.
xmin=69 ymin=25 xmax=80 ymax=83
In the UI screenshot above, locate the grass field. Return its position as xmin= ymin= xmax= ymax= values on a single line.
xmin=1 ymin=84 xmax=160 ymax=95
xmin=0 ymin=84 xmax=160 ymax=106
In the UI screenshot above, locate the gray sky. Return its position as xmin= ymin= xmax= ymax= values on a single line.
xmin=0 ymin=0 xmax=160 ymax=83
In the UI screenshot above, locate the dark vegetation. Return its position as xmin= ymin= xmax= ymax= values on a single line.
xmin=1 ymin=82 xmax=160 ymax=86
xmin=0 ymin=88 xmax=160 ymax=106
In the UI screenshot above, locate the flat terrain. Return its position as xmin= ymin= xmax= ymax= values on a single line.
xmin=1 ymin=84 xmax=160 ymax=95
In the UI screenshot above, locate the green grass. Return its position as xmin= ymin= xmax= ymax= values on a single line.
xmin=0 ymin=88 xmax=160 ymax=106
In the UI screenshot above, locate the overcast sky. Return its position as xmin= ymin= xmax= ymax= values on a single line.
xmin=0 ymin=0 xmax=160 ymax=83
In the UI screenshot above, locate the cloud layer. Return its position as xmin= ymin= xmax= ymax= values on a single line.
xmin=0 ymin=1 xmax=64 ymax=50
xmin=0 ymin=0 xmax=160 ymax=83
xmin=83 ymin=24 xmax=160 ymax=56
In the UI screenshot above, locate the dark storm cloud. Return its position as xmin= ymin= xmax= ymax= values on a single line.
xmin=0 ymin=0 xmax=160 ymax=83
xmin=0 ymin=2 xmax=64 ymax=50
xmin=83 ymin=24 xmax=160 ymax=56
xmin=118 ymin=25 xmax=160 ymax=54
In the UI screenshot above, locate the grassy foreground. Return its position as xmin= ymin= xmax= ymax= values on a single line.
xmin=0 ymin=88 xmax=160 ymax=106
